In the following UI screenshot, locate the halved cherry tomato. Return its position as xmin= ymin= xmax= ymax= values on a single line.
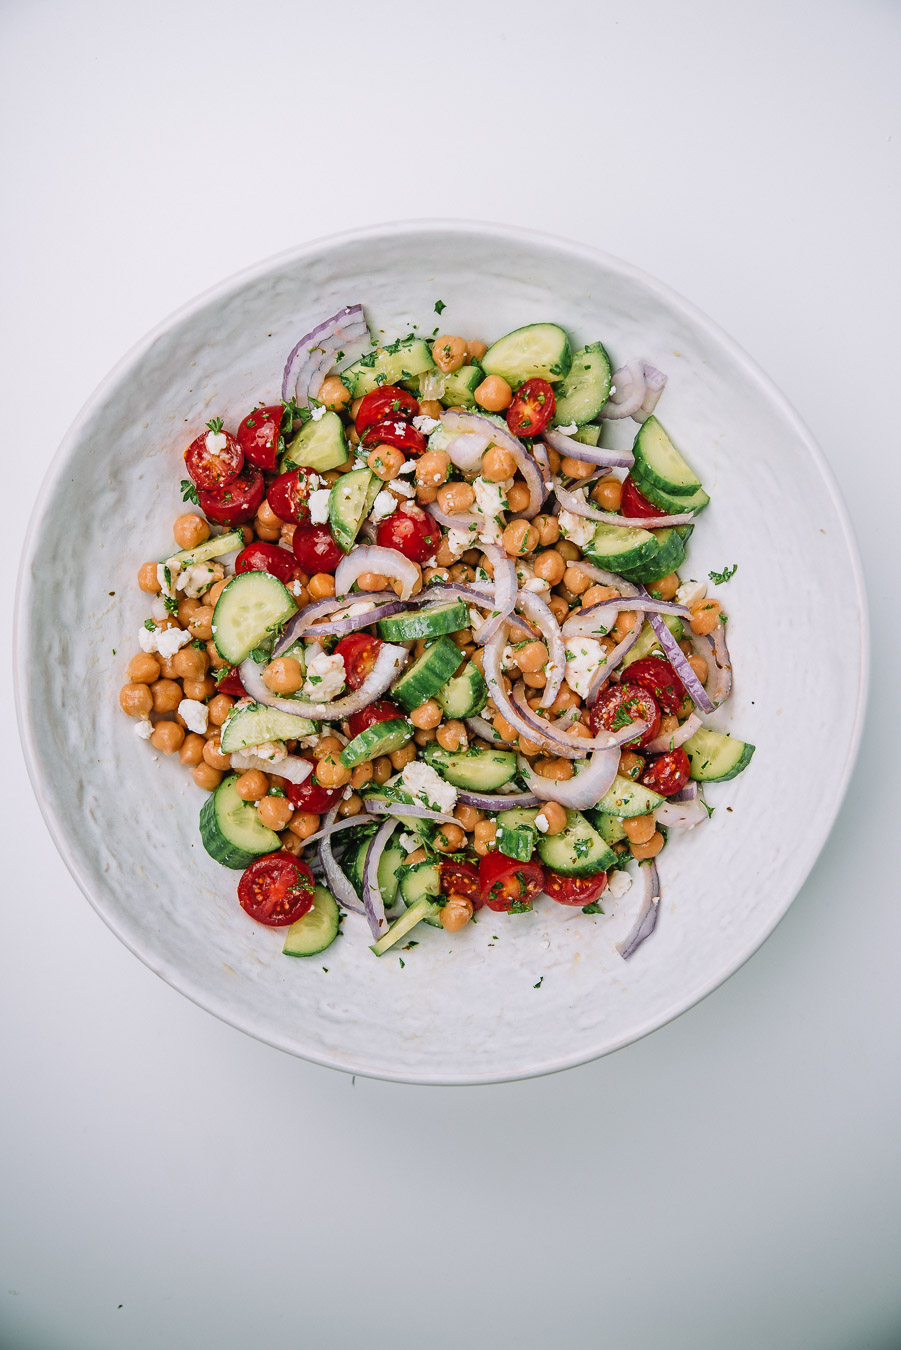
xmin=292 ymin=524 xmax=343 ymax=573
xmin=543 ymin=870 xmax=608 ymax=908
xmin=238 ymin=853 xmax=315 ymax=927
xmin=286 ymin=762 xmax=344 ymax=815
xmin=197 ymin=465 xmax=265 ymax=525
xmin=375 ymin=505 xmax=438 ymax=563
xmin=347 ymin=698 xmax=402 ymax=739
xmin=641 ymin=747 xmax=691 ymax=797
xmin=479 ymin=853 xmax=545 ymax=913
xmin=184 ymin=424 xmax=243 ymax=490
xmin=360 ymin=418 xmax=427 ymax=455
xmin=268 ymin=467 xmax=318 ymax=524
xmin=354 ymin=385 xmax=420 ymax=436
xmin=440 ymin=860 xmax=483 ymax=911
xmin=215 ymin=668 xmax=248 ymax=698
xmin=236 ymin=405 xmax=284 ymax=473
xmin=588 ymin=681 xmax=661 ymax=749
xmin=625 ymin=655 xmax=686 ymax=717
xmin=235 ymin=541 xmax=295 ymax=584
xmin=620 ymin=475 xmax=666 ymax=520
xmin=335 ymin=633 xmax=384 ymax=691
xmin=506 ymin=378 xmax=556 ymax=438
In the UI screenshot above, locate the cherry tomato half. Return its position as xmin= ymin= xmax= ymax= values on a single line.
xmin=235 ymin=541 xmax=295 ymax=584
xmin=236 ymin=405 xmax=283 ymax=473
xmin=286 ymin=762 xmax=344 ymax=815
xmin=620 ymin=475 xmax=666 ymax=520
xmin=184 ymin=424 xmax=243 ymax=490
xmin=506 ymin=378 xmax=556 ymax=438
xmin=641 ymin=747 xmax=691 ymax=797
xmin=625 ymin=656 xmax=686 ymax=717
xmin=268 ymin=467 xmax=318 ymax=524
xmin=360 ymin=418 xmax=427 ymax=455
xmin=335 ymin=633 xmax=384 ymax=691
xmin=215 ymin=668 xmax=248 ymax=698
xmin=439 ymin=860 xmax=483 ymax=911
xmin=292 ymin=524 xmax=344 ymax=573
xmin=354 ymin=385 xmax=420 ymax=436
xmin=375 ymin=505 xmax=438 ymax=563
xmin=588 ymin=681 xmax=661 ymax=749
xmin=479 ymin=853 xmax=545 ymax=913
xmin=197 ymin=465 xmax=265 ymax=526
xmin=543 ymin=870 xmax=608 ymax=908
xmin=347 ymin=698 xmax=402 ymax=739
xmin=238 ymin=853 xmax=315 ymax=927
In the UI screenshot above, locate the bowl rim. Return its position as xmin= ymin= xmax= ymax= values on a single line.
xmin=13 ymin=218 xmax=871 ymax=1084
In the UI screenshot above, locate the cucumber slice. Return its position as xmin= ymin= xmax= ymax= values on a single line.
xmin=597 ymin=774 xmax=664 ymax=819
xmin=423 ymin=742 xmax=517 ymax=791
xmin=282 ymin=410 xmax=348 ymax=473
xmin=211 ymin=572 xmax=298 ymax=665
xmin=345 ymin=337 xmax=436 ymax=398
xmin=391 ymin=636 xmax=463 ymax=711
xmin=164 ymin=528 xmax=245 ymax=569
xmin=436 ymin=662 xmax=488 ymax=719
xmin=621 ymin=615 xmax=685 ymax=669
xmin=339 ymin=718 xmax=412 ymax=768
xmin=592 ymin=811 xmax=629 ymax=846
xmin=497 ymin=807 xmax=539 ymax=862
xmin=570 ymin=424 xmax=601 ymax=447
xmin=377 ymin=600 xmax=469 ymax=641
xmin=344 ymin=836 xmax=406 ymax=910
xmin=282 ymin=885 xmax=340 ymax=957
xmin=481 ymin=323 xmax=572 ymax=388
xmin=400 ymin=859 xmax=443 ymax=928
xmin=629 ymin=465 xmax=710 ymax=516
xmin=683 ymin=728 xmax=755 ymax=781
xmin=328 ymin=468 xmax=380 ymax=553
xmin=616 ymin=527 xmax=686 ymax=586
xmin=553 ymin=342 xmax=612 ymax=425
xmin=535 ymin=809 xmax=616 ymax=877
xmin=440 ymin=365 xmax=483 ymax=408
xmin=633 ymin=416 xmax=702 ymax=497
xmin=583 ymin=522 xmax=659 ymax=572
xmin=371 ymin=895 xmax=441 ymax=955
xmin=199 ymin=774 xmax=281 ymax=869
xmin=220 ymin=702 xmax=315 ymax=753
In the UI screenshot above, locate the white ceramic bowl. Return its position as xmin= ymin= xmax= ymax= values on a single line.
xmin=15 ymin=222 xmax=868 ymax=1084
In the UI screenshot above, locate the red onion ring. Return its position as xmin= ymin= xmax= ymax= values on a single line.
xmin=440 ymin=410 xmax=544 ymax=517
xmin=456 ymin=789 xmax=541 ymax=810
xmin=426 ymin=500 xmax=484 ymax=534
xmin=553 ymin=477 xmax=695 ymax=528
xmin=544 ymin=426 xmax=634 ymax=470
xmin=617 ymin=860 xmax=661 ymax=958
xmin=598 ymin=361 xmax=648 ymax=420
xmin=562 ymin=596 xmax=690 ymax=640
xmin=317 ymin=803 xmax=366 ymax=917
xmin=239 ymin=641 xmax=408 ymax=721
xmin=516 ymin=749 xmax=619 ymax=811
xmin=291 ymin=812 xmax=381 ymax=852
xmin=633 ymin=365 xmax=668 ymax=423
xmin=472 ymin=544 xmax=517 ymax=645
xmin=647 ymin=612 xmax=714 ymax=715
xmin=694 ymin=622 xmax=733 ymax=707
xmin=335 ymin=546 xmax=419 ymax=601
xmin=282 ymin=305 xmax=370 ymax=405
xmin=362 ymin=818 xmax=396 ymax=938
xmin=567 ymin=561 xmax=640 ymax=597
xmin=465 ymin=716 xmax=502 ymax=744
xmin=229 ymin=750 xmax=313 ymax=785
xmin=655 ymin=794 xmax=708 ymax=829
xmin=644 ymin=712 xmax=702 ymax=754
xmin=361 ymin=795 xmax=459 ymax=827
xmin=509 ymin=680 xmax=646 ymax=756
xmin=517 ymin=590 xmax=567 ymax=709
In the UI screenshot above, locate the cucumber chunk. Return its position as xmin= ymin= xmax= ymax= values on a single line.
xmin=339 ymin=718 xmax=412 ymax=768
xmin=481 ymin=323 xmax=572 ymax=388
xmin=570 ymin=424 xmax=601 ymax=447
xmin=377 ymin=600 xmax=469 ymax=641
xmin=400 ymin=859 xmax=443 ymax=928
xmin=423 ymin=742 xmax=517 ymax=791
xmin=597 ymin=774 xmax=664 ymax=819
xmin=345 ymin=337 xmax=436 ymax=398
xmin=583 ymin=522 xmax=659 ymax=573
xmin=683 ymin=727 xmax=755 ymax=781
xmin=282 ymin=410 xmax=348 ymax=473
xmin=163 ymin=528 xmax=245 ymax=569
xmin=436 ymin=662 xmax=488 ymax=719
xmin=344 ymin=835 xmax=406 ymax=910
xmin=220 ymin=702 xmax=315 ymax=753
xmin=553 ymin=342 xmax=612 ymax=425
xmin=536 ymin=809 xmax=616 ymax=877
xmin=633 ymin=416 xmax=702 ymax=497
xmin=616 ymin=526 xmax=687 ymax=586
xmin=592 ymin=811 xmax=629 ymax=846
xmin=371 ymin=895 xmax=440 ymax=956
xmin=199 ymin=774 xmax=281 ymax=869
xmin=440 ymin=365 xmax=483 ymax=408
xmin=328 ymin=468 xmax=380 ymax=553
xmin=629 ymin=465 xmax=710 ymax=516
xmin=211 ymin=572 xmax=298 ymax=665
xmin=283 ymin=885 xmax=340 ymax=957
xmin=621 ymin=615 xmax=685 ymax=669
xmin=391 ymin=636 xmax=463 ymax=711
xmin=497 ymin=807 xmax=539 ymax=862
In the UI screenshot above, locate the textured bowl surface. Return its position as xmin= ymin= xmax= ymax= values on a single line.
xmin=15 ymin=222 xmax=867 ymax=1084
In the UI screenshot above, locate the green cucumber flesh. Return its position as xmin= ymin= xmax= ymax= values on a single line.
xmin=629 ymin=464 xmax=710 ymax=515
xmin=497 ymin=807 xmax=539 ymax=862
xmin=328 ymin=468 xmax=379 ymax=552
xmin=220 ymin=702 xmax=315 ymax=753
xmin=282 ymin=886 xmax=340 ymax=957
xmin=535 ymin=809 xmax=616 ymax=877
xmin=633 ymin=416 xmax=702 ymax=497
xmin=597 ymin=774 xmax=664 ymax=819
xmin=553 ymin=342 xmax=612 ymax=425
xmin=683 ymin=727 xmax=755 ymax=781
xmin=163 ymin=528 xmax=245 ymax=569
xmin=592 ymin=811 xmax=629 ymax=846
xmin=481 ymin=323 xmax=572 ymax=388
xmin=391 ymin=635 xmax=463 ymax=711
xmin=281 ymin=410 xmax=348 ymax=473
xmin=622 ymin=616 xmax=685 ymax=668
xmin=440 ymin=366 xmax=483 ymax=408
xmin=199 ymin=774 xmax=281 ymax=869
xmin=339 ymin=718 xmax=412 ymax=768
xmin=616 ymin=527 xmax=686 ymax=586
xmin=570 ymin=424 xmax=601 ymax=446
xmin=346 ymin=337 xmax=436 ymax=398
xmin=371 ymin=895 xmax=440 ymax=955
xmin=399 ymin=859 xmax=443 ymax=928
xmin=583 ymin=521 xmax=659 ymax=572
xmin=211 ymin=572 xmax=298 ymax=665
xmin=423 ymin=742 xmax=517 ymax=791
xmin=377 ymin=600 xmax=469 ymax=641
xmin=436 ymin=662 xmax=488 ymax=719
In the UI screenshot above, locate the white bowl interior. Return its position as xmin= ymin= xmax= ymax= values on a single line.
xmin=17 ymin=223 xmax=866 ymax=1083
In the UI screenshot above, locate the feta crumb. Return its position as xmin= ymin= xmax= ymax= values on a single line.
xmin=310 ymin=403 xmax=327 ymax=421
xmin=400 ymin=759 xmax=457 ymax=814
xmin=675 ymin=579 xmax=707 ymax=608
xmin=205 ymin=430 xmax=228 ymax=456
xmin=134 ymin=719 xmax=154 ymax=740
xmin=150 ymin=598 xmax=168 ymax=622
xmin=565 ymin=638 xmax=606 ymax=698
xmin=156 ymin=559 xmax=181 ymax=597
xmin=535 ymin=812 xmax=549 ymax=833
xmin=399 ymin=831 xmax=420 ymax=854
xmin=478 ymin=518 xmax=503 ymax=546
xmin=308 ymin=488 xmax=331 ymax=525
xmin=445 ymin=528 xmax=471 ymax=559
xmin=397 ymin=459 xmax=416 ymax=474
xmin=607 ymin=869 xmax=632 ymax=899
xmin=242 ymin=740 xmax=288 ymax=764
xmin=290 ymin=580 xmax=305 ymax=596
xmin=369 ymin=489 xmax=397 ymax=523
xmin=501 ymin=644 xmax=517 ymax=671
xmin=389 ymin=478 xmax=415 ymax=498
xmin=473 ymin=475 xmax=512 ymax=516
xmin=556 ymin=421 xmax=579 ymax=435
xmin=177 ymin=698 xmax=209 ymax=735
xmin=558 ymin=499 xmax=596 ymax=549
xmin=137 ymin=624 xmax=192 ymax=658
xmin=523 ymin=577 xmax=550 ymax=593
xmin=412 ymin=414 xmax=440 ymax=434
xmin=301 ymin=651 xmax=346 ymax=702
xmin=515 ymin=560 xmax=550 ymax=594
xmin=177 ymin=562 xmax=220 ymax=598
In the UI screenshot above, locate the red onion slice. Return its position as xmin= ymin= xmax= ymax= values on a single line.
xmin=517 ymin=590 xmax=567 ymax=709
xmin=291 ymin=812 xmax=381 ymax=852
xmin=544 ymin=426 xmax=634 ymax=470
xmin=335 ymin=546 xmax=419 ymax=602
xmin=473 ymin=544 xmax=517 ymax=645
xmin=567 ymin=561 xmax=640 ymax=597
xmin=441 ymin=410 xmax=544 ymax=517
xmin=239 ymin=641 xmax=408 ymax=720
xmin=456 ymin=789 xmax=541 ymax=810
xmin=598 ymin=361 xmax=648 ymax=420
xmin=509 ymin=680 xmax=646 ymax=756
xmin=362 ymin=818 xmax=397 ymax=938
xmin=465 ymin=716 xmax=502 ymax=744
xmin=554 ymin=477 xmax=695 ymax=528
xmin=694 ymin=623 xmax=733 ymax=707
xmin=617 ymin=860 xmax=661 ymax=958
xmin=230 ymin=751 xmax=313 ymax=786
xmin=361 ymin=795 xmax=459 ymax=827
xmin=655 ymin=794 xmax=709 ymax=829
xmin=442 ymin=429 xmax=492 ymax=474
xmin=644 ymin=712 xmax=702 ymax=754
xmin=516 ymin=749 xmax=619 ymax=811
xmin=426 ymin=501 xmax=484 ymax=533
xmin=633 ymin=365 xmax=668 ymax=422
xmin=318 ymin=804 xmax=366 ymax=916
xmin=647 ymin=612 xmax=714 ymax=714
xmin=282 ymin=305 xmax=370 ymax=405
xmin=562 ymin=596 xmax=689 ymax=640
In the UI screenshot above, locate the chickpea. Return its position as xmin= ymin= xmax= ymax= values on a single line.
xmin=591 ymin=476 xmax=623 ymax=512
xmin=350 ymin=761 xmax=374 ymax=790
xmin=533 ymin=514 xmax=560 ymax=547
xmin=533 ymin=801 xmax=565 ymax=835
xmin=356 ymin=571 xmax=387 ymax=593
xmin=254 ymin=499 xmax=280 ymax=531
xmin=473 ymin=820 xmax=497 ymax=856
xmin=183 ymin=676 xmax=215 ymax=702
xmin=448 ymin=563 xmax=475 ymax=584
xmin=433 ymin=822 xmax=466 ymax=852
xmin=255 ymin=515 xmax=281 ymax=542
xmin=679 ymin=655 xmax=705 ymax=686
xmin=410 ymin=699 xmax=442 ymax=730
xmin=506 ymin=481 xmax=531 ymax=513
xmin=474 ymin=375 xmax=513 ymax=411
xmin=204 ymin=693 xmax=232 ymax=727
xmin=466 ymin=339 xmax=488 ymax=363
xmin=288 ymin=810 xmax=320 ymax=840
xmin=193 ymin=762 xmax=223 ymax=791
xmin=314 ymin=753 xmax=351 ymax=789
xmin=126 ymin=652 xmax=160 ymax=684
xmin=176 ymin=596 xmax=200 ymax=627
xmin=262 ymin=656 xmax=304 ymax=695
xmin=119 ymin=683 xmax=153 ymax=718
xmin=171 ymin=645 xmax=208 ymax=681
xmin=187 ymin=606 xmax=214 ymax=641
xmin=413 ymin=727 xmax=436 ymax=746
xmin=416 ymin=482 xmax=439 ymax=505
xmin=548 ymin=685 xmax=579 ymax=715
xmin=149 ymin=679 xmax=180 ymax=715
xmin=372 ymin=755 xmax=392 ymax=785
xmin=547 ymin=595 xmax=569 ymax=624
xmin=337 ymin=792 xmax=362 ymax=818
xmin=137 ymin=562 xmax=161 ymax=594
xmin=512 ymin=640 xmax=545 ymax=675
xmin=308 ymin=572 xmax=336 ymax=600
xmin=530 ymin=550 xmax=562 ymax=586
xmin=414 ymin=449 xmax=451 ymax=487
xmin=582 ymin=584 xmax=618 ymax=609
xmin=202 ymin=733 xmax=231 ymax=770
xmin=257 ymin=795 xmax=294 ymax=831
xmin=312 ymin=736 xmax=342 ymax=760
xmin=502 ymin=519 xmax=539 ymax=556
xmin=562 ymin=565 xmax=591 ymax=596
xmin=690 ymin=599 xmax=721 ymax=636
xmin=649 ymin=572 xmax=680 ymax=602
xmin=291 ymin=582 xmax=311 ymax=609
xmin=481 ymin=445 xmax=517 ymax=481
xmin=350 ymin=396 xmax=364 ymax=420
xmin=516 ymin=734 xmax=541 ymax=757
xmin=491 ymin=712 xmax=518 ymax=743
xmin=454 ymin=803 xmax=482 ymax=832
xmin=658 ymin=714 xmax=680 ymax=739
xmin=622 ymin=813 xmax=656 ymax=845
xmin=405 ymin=847 xmax=428 ymax=866
xmin=318 ymin=374 xmax=352 ymax=411
xmin=441 ymin=896 xmax=474 ymax=932
xmin=436 ymin=720 xmax=467 ymax=752
xmin=631 ymin=831 xmax=665 ymax=860
xmin=172 ymin=513 xmax=210 ymax=550
xmin=149 ymin=720 xmax=185 ymax=755
xmin=436 ymin=481 xmax=475 ymax=514
xmin=431 ymin=335 xmax=467 ymax=374
xmin=556 ymin=539 xmax=580 ymax=561
xmin=451 ymin=628 xmax=472 ymax=651
xmin=390 ymin=742 xmax=417 ymax=770
xmin=523 ymin=672 xmax=548 ymax=690
xmin=176 ymin=732 xmax=204 ymax=767
xmin=207 ymin=578 xmax=230 ymax=609
xmin=535 ymin=757 xmax=574 ymax=781
xmin=367 ymin=444 xmax=406 ymax=481
xmin=612 ymin=611 xmax=639 ymax=642
xmin=419 ymin=399 xmax=444 ymax=419
xmin=619 ymin=750 xmax=645 ymax=781
xmin=235 ymin=769 xmax=269 ymax=801
xmin=153 ymin=650 xmax=179 ymax=679
xmin=280 ymin=524 xmax=297 ymax=550
xmin=470 ymin=648 xmax=485 ymax=673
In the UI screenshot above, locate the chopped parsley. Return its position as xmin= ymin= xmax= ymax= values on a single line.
xmin=533 ymin=976 xmax=544 ymax=989
xmin=434 ymin=299 xmax=447 ymax=315
xmin=180 ymin=478 xmax=199 ymax=505
xmin=581 ymin=902 xmax=603 ymax=915
xmin=709 ymin=563 xmax=738 ymax=585
xmin=205 ymin=416 xmax=223 ymax=434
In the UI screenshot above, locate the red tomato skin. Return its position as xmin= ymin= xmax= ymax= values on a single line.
xmin=543 ymin=870 xmax=608 ymax=907
xmin=235 ymin=541 xmax=295 ymax=584
xmin=292 ymin=524 xmax=344 ymax=573
xmin=286 ymin=763 xmax=344 ymax=815
xmin=620 ymin=475 xmax=666 ymax=520
xmin=439 ymin=861 xmax=483 ymax=911
xmin=361 ymin=419 xmax=427 ymax=455
xmin=215 ymin=669 xmax=248 ymax=698
xmin=641 ymin=747 xmax=691 ymax=797
xmin=375 ymin=506 xmax=438 ymax=563
xmin=268 ymin=468 xmax=318 ymax=524
xmin=506 ymin=378 xmax=556 ymax=438
xmin=354 ymin=385 xmax=420 ymax=435
xmin=335 ymin=633 xmax=384 ymax=691
xmin=478 ymin=853 xmax=545 ymax=912
xmin=184 ymin=427 xmax=243 ymax=490
xmin=347 ymin=699 xmax=401 ymax=739
xmin=238 ymin=853 xmax=315 ymax=927
xmin=236 ymin=405 xmax=282 ymax=473
xmin=197 ymin=466 xmax=265 ymax=525
xmin=625 ymin=656 xmax=687 ymax=717
xmin=588 ymin=682 xmax=662 ymax=749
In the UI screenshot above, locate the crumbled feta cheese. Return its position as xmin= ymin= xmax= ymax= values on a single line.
xmin=337 ymin=601 xmax=377 ymax=619
xmin=301 ymin=651 xmax=346 ymax=702
xmin=523 ymin=577 xmax=550 ymax=593
xmin=412 ymin=414 xmax=440 ymax=434
xmin=137 ymin=624 xmax=192 ymax=658
xmin=473 ymin=476 xmax=512 ymax=516
xmin=134 ymin=719 xmax=154 ymax=740
xmin=565 ymin=637 xmax=606 ymax=698
xmin=205 ymin=430 xmax=228 ymax=456
xmin=501 ymin=644 xmax=517 ymax=671
xmin=607 ymin=869 xmax=632 ymax=899
xmin=150 ymin=598 xmax=168 ymax=622
xmin=369 ymin=489 xmax=397 ymax=523
xmin=445 ymin=528 xmax=471 ymax=559
xmin=390 ymin=478 xmax=415 ymax=498
xmin=177 ymin=698 xmax=209 ymax=734
xmin=400 ymin=759 xmax=457 ymax=814
xmin=290 ymin=580 xmax=305 ymax=597
xmin=308 ymin=489 xmax=331 ymax=525
xmin=478 ymin=518 xmax=503 ymax=546
xmin=177 ymin=562 xmax=220 ymax=598
xmin=558 ymin=499 xmax=596 ymax=549
xmin=399 ymin=831 xmax=420 ymax=854
xmin=156 ymin=560 xmax=181 ymax=597
xmin=675 ymin=579 xmax=707 ymax=608
xmin=397 ymin=458 xmax=416 ymax=474
xmin=534 ymin=812 xmax=549 ymax=833
xmin=556 ymin=421 xmax=579 ymax=435
xmin=514 ymin=561 xmax=550 ymax=594
xmin=309 ymin=403 xmax=327 ymax=421
xmin=242 ymin=740 xmax=288 ymax=764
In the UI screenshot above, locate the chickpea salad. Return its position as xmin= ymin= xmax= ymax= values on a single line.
xmin=119 ymin=305 xmax=754 ymax=962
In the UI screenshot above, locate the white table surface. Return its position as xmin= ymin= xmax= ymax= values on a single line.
xmin=3 ymin=2 xmax=899 ymax=1346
